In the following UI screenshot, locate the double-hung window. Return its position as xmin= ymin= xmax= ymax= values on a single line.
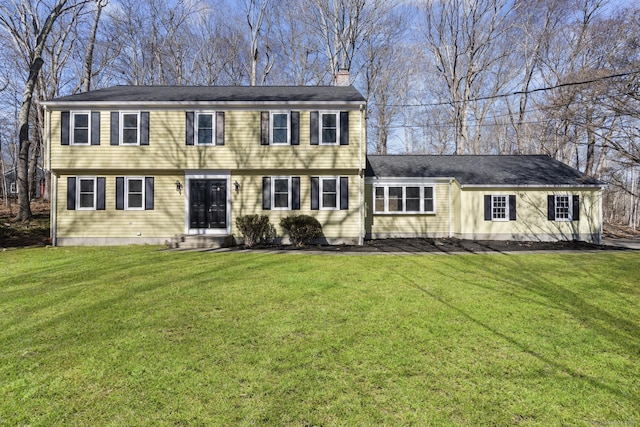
xmin=273 ymin=177 xmax=291 ymax=209
xmin=67 ymin=177 xmax=105 ymax=210
xmin=71 ymin=112 xmax=90 ymax=145
xmin=484 ymin=194 xmax=516 ymax=221
xmin=320 ymin=177 xmax=339 ymax=209
xmin=262 ymin=176 xmax=301 ymax=210
xmin=492 ymin=195 xmax=508 ymax=221
xmin=374 ymin=185 xmax=436 ymax=214
xmin=320 ymin=112 xmax=339 ymax=145
xmin=555 ymin=195 xmax=572 ymax=221
xmin=126 ymin=177 xmax=145 ymax=210
xmin=271 ymin=112 xmax=290 ymax=145
xmin=78 ymin=177 xmax=97 ymax=209
xmin=196 ymin=112 xmax=214 ymax=145
xmin=121 ymin=112 xmax=140 ymax=145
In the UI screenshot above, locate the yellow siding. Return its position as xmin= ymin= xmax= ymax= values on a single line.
xmin=55 ymin=173 xmax=184 ymax=240
xmin=231 ymin=172 xmax=361 ymax=241
xmin=365 ymin=183 xmax=452 ymax=238
xmin=457 ymin=188 xmax=602 ymax=242
xmin=50 ymin=110 xmax=364 ymax=171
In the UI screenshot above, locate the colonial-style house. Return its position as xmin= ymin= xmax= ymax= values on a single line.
xmin=42 ymin=85 xmax=604 ymax=247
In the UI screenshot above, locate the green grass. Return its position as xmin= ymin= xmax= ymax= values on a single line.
xmin=1 ymin=247 xmax=639 ymax=426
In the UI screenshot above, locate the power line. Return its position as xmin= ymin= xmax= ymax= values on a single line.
xmin=380 ymin=70 xmax=640 ymax=108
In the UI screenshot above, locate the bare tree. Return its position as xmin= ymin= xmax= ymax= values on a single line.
xmin=420 ymin=0 xmax=519 ymax=154
xmin=0 ymin=0 xmax=91 ymax=221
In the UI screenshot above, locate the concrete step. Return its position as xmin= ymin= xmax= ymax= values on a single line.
xmin=169 ymin=234 xmax=235 ymax=250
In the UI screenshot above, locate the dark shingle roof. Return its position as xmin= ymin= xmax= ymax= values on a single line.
xmin=366 ymin=155 xmax=603 ymax=187
xmin=45 ymin=85 xmax=365 ymax=104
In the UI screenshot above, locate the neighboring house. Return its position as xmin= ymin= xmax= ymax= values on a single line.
xmin=42 ymin=85 xmax=603 ymax=246
xmin=365 ymin=155 xmax=603 ymax=244
xmin=2 ymin=166 xmax=47 ymax=199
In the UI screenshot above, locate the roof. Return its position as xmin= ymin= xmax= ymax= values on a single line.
xmin=43 ymin=85 xmax=366 ymax=106
xmin=366 ymin=155 xmax=603 ymax=187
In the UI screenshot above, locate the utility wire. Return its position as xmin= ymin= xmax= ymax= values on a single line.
xmin=380 ymin=70 xmax=640 ymax=108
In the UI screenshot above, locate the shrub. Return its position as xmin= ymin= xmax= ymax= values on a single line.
xmin=235 ymin=214 xmax=272 ymax=248
xmin=280 ymin=215 xmax=323 ymax=247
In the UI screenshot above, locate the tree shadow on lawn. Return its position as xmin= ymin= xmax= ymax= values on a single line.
xmin=388 ymin=253 xmax=640 ymax=400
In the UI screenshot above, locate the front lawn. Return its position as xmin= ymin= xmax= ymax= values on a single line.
xmin=1 ymin=247 xmax=639 ymax=425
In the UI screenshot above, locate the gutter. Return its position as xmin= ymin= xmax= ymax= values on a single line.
xmin=449 ymin=179 xmax=453 ymax=238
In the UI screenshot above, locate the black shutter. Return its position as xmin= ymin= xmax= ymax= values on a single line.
xmin=340 ymin=111 xmax=349 ymax=145
xmin=140 ymin=112 xmax=150 ymax=145
xmin=484 ymin=195 xmax=492 ymax=221
xmin=185 ymin=112 xmax=194 ymax=145
xmin=340 ymin=177 xmax=349 ymax=210
xmin=61 ymin=111 xmax=70 ymax=145
xmin=292 ymin=177 xmax=300 ymax=210
xmin=310 ymin=111 xmax=319 ymax=145
xmin=291 ymin=111 xmax=300 ymax=145
xmin=216 ymin=112 xmax=225 ymax=145
xmin=91 ymin=112 xmax=101 ymax=145
xmin=509 ymin=195 xmax=516 ymax=221
xmin=310 ymin=177 xmax=319 ymax=210
xmin=145 ymin=177 xmax=154 ymax=210
xmin=96 ymin=177 xmax=106 ymax=210
xmin=262 ymin=177 xmax=271 ymax=209
xmin=116 ymin=177 xmax=125 ymax=210
xmin=548 ymin=195 xmax=556 ymax=220
xmin=110 ymin=112 xmax=119 ymax=145
xmin=572 ymin=195 xmax=580 ymax=221
xmin=67 ymin=177 xmax=76 ymax=210
xmin=261 ymin=112 xmax=269 ymax=145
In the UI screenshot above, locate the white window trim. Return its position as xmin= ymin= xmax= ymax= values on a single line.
xmin=491 ymin=194 xmax=509 ymax=222
xmin=270 ymin=111 xmax=290 ymax=145
xmin=10 ymin=181 xmax=17 ymax=194
xmin=319 ymin=111 xmax=340 ymax=145
xmin=195 ymin=111 xmax=216 ymax=145
xmin=120 ymin=111 xmax=140 ymax=145
xmin=373 ymin=184 xmax=436 ymax=214
xmin=77 ymin=177 xmax=97 ymax=210
xmin=319 ymin=176 xmax=340 ymax=210
xmin=125 ymin=177 xmax=145 ymax=210
xmin=555 ymin=194 xmax=573 ymax=222
xmin=271 ymin=176 xmax=292 ymax=210
xmin=71 ymin=111 xmax=91 ymax=146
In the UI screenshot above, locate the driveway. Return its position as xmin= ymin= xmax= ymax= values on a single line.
xmin=602 ymin=237 xmax=640 ymax=250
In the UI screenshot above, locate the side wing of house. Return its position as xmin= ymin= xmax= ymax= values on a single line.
xmin=364 ymin=155 xmax=603 ymax=244
xmin=45 ymin=88 xmax=367 ymax=246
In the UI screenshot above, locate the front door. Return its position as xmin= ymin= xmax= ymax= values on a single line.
xmin=189 ymin=179 xmax=227 ymax=229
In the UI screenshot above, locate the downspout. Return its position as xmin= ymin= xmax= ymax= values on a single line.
xmin=358 ymin=104 xmax=364 ymax=245
xmin=448 ymin=179 xmax=453 ymax=238
xmin=45 ymin=106 xmax=57 ymax=246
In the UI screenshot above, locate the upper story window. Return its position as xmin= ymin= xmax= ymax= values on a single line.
xmin=72 ymin=112 xmax=90 ymax=145
xmin=197 ymin=112 xmax=214 ymax=145
xmin=320 ymin=112 xmax=339 ymax=145
xmin=271 ymin=112 xmax=290 ymax=145
xmin=186 ymin=111 xmax=224 ymax=146
xmin=374 ymin=185 xmax=436 ymax=214
xmin=121 ymin=112 xmax=140 ymax=145
xmin=310 ymin=111 xmax=349 ymax=145
xmin=110 ymin=111 xmax=149 ymax=146
xmin=61 ymin=111 xmax=100 ymax=146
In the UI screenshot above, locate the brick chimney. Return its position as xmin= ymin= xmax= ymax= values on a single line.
xmin=334 ymin=69 xmax=350 ymax=86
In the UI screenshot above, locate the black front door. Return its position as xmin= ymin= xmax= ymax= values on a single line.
xmin=189 ymin=179 xmax=227 ymax=229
